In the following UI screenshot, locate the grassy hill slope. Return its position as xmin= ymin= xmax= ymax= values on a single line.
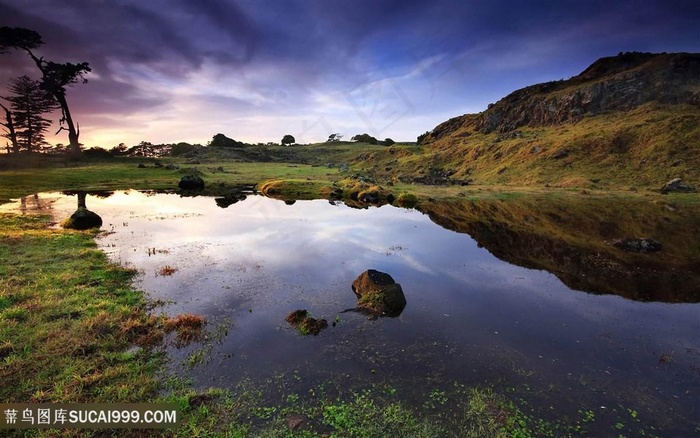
xmin=351 ymin=52 xmax=700 ymax=189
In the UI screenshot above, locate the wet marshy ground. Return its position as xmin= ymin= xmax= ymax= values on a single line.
xmin=4 ymin=190 xmax=700 ymax=436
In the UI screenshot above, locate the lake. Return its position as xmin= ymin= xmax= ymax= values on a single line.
xmin=5 ymin=190 xmax=700 ymax=436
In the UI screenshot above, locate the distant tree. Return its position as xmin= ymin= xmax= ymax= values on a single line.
xmin=170 ymin=142 xmax=195 ymax=156
xmin=83 ymin=146 xmax=111 ymax=158
xmin=0 ymin=27 xmax=91 ymax=155
xmin=210 ymin=133 xmax=244 ymax=148
xmin=109 ymin=143 xmax=128 ymax=156
xmin=2 ymin=75 xmax=59 ymax=153
xmin=383 ymin=138 xmax=395 ymax=146
xmin=281 ymin=134 xmax=295 ymax=146
xmin=351 ymin=133 xmax=378 ymax=145
xmin=328 ymin=133 xmax=343 ymax=142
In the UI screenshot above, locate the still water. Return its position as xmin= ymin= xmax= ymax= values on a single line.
xmin=6 ymin=191 xmax=700 ymax=435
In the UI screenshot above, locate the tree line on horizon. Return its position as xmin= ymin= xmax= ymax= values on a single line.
xmin=0 ymin=27 xmax=421 ymax=157
xmin=48 ymin=131 xmax=408 ymax=159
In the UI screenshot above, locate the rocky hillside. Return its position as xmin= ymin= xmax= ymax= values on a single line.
xmin=361 ymin=52 xmax=700 ymax=189
xmin=430 ymin=52 xmax=700 ymax=138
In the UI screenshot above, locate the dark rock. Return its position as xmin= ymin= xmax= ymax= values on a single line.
xmin=62 ymin=208 xmax=103 ymax=230
xmin=179 ymin=174 xmax=205 ymax=190
xmin=327 ymin=187 xmax=343 ymax=200
xmin=608 ymin=237 xmax=662 ymax=253
xmin=411 ymin=167 xmax=456 ymax=185
xmin=137 ymin=163 xmax=146 ymax=168
xmin=359 ymin=190 xmax=379 ymax=203
xmin=351 ymin=269 xmax=407 ymax=317
xmin=552 ymin=149 xmax=569 ymax=159
xmin=661 ymin=177 xmax=695 ymax=193
xmin=165 ymin=164 xmax=179 ymax=170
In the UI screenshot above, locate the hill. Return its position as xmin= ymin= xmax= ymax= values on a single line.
xmin=357 ymin=52 xmax=700 ymax=189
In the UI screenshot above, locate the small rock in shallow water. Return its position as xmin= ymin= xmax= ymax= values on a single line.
xmin=285 ymin=309 xmax=328 ymax=335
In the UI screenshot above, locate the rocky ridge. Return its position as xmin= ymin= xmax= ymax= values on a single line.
xmin=428 ymin=52 xmax=700 ymax=140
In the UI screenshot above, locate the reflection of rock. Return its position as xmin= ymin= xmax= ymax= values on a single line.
xmin=608 ymin=237 xmax=662 ymax=253
xmin=215 ymin=193 xmax=247 ymax=208
xmin=351 ymin=269 xmax=407 ymax=317
xmin=661 ymin=178 xmax=695 ymax=193
xmin=179 ymin=174 xmax=205 ymax=190
xmin=285 ymin=309 xmax=328 ymax=336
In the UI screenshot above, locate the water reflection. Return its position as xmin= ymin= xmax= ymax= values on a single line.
xmin=2 ymin=191 xmax=699 ymax=435
xmin=419 ymin=197 xmax=700 ymax=302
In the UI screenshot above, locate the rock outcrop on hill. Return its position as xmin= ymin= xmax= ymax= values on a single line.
xmin=428 ymin=52 xmax=700 ymax=140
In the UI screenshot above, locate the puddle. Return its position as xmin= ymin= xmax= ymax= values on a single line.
xmin=4 ymin=190 xmax=699 ymax=435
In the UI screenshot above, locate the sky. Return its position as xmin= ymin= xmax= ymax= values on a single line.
xmin=0 ymin=0 xmax=698 ymax=148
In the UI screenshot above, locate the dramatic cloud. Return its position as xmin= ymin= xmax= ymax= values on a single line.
xmin=1 ymin=0 xmax=697 ymax=147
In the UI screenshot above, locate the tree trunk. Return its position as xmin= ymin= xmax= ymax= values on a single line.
xmin=27 ymin=52 xmax=82 ymax=156
xmin=55 ymin=93 xmax=80 ymax=156
xmin=0 ymin=103 xmax=20 ymax=153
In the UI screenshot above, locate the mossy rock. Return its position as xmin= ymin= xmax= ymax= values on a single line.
xmin=351 ymin=270 xmax=407 ymax=317
xmin=179 ymin=174 xmax=205 ymax=190
xmin=285 ymin=309 xmax=328 ymax=336
xmin=62 ymin=208 xmax=103 ymax=230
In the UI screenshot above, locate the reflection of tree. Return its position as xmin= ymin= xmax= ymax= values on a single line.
xmin=18 ymin=194 xmax=38 ymax=214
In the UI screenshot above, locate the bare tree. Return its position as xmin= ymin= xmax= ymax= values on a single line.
xmin=0 ymin=27 xmax=90 ymax=155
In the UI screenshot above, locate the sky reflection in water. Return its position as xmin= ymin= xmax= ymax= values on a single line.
xmin=7 ymin=190 xmax=699 ymax=434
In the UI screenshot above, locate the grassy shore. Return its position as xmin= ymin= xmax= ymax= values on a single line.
xmin=0 ymin=158 xmax=343 ymax=202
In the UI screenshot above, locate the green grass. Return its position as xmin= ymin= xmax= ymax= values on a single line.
xmin=0 ymin=157 xmax=342 ymax=202
xmin=0 ymin=215 xmax=158 ymax=416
